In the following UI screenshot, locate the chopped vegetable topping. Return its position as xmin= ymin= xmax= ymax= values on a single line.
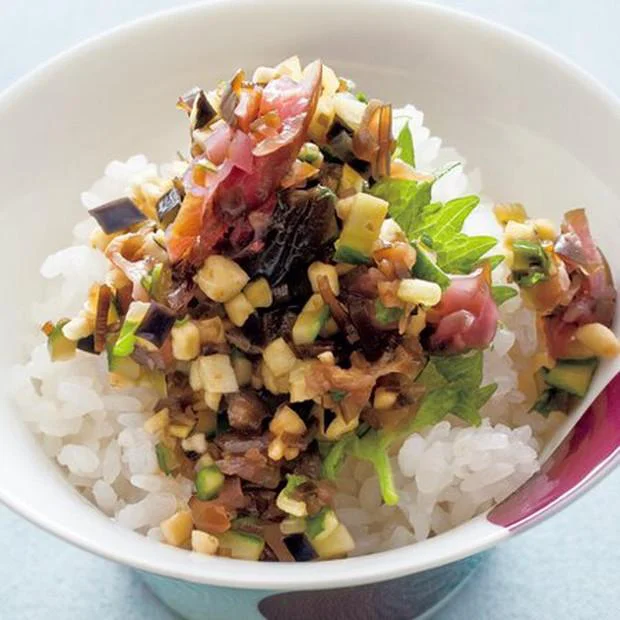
xmin=43 ymin=57 xmax=618 ymax=563
xmin=88 ymin=197 xmax=147 ymax=234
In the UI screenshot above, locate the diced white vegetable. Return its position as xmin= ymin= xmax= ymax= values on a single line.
xmin=169 ymin=424 xmax=192 ymax=439
xmin=199 ymin=354 xmax=239 ymax=393
xmin=191 ymin=530 xmax=219 ymax=555
xmin=333 ymin=93 xmax=366 ymax=131
xmin=181 ymin=433 xmax=208 ymax=455
xmin=261 ymin=362 xmax=289 ymax=395
xmin=196 ymin=317 xmax=225 ymax=344
xmin=373 ymin=388 xmax=398 ymax=410
xmin=189 ymin=360 xmax=203 ymax=390
xmin=270 ymin=405 xmax=306 ymax=436
xmin=397 ymin=279 xmax=442 ymax=307
xmin=171 ymin=321 xmax=201 ymax=361
xmin=321 ymin=64 xmax=340 ymax=96
xmin=504 ymin=220 xmax=536 ymax=245
xmin=280 ymin=517 xmax=307 ymax=535
xmin=268 ymin=436 xmax=286 ymax=461
xmin=406 ymin=309 xmax=427 ymax=337
xmin=160 ymin=510 xmax=193 ymax=547
xmin=203 ymin=391 xmax=222 ymax=411
xmin=533 ymin=218 xmax=558 ymax=241
xmin=61 ymin=314 xmax=94 ymax=341
xmin=325 ymin=414 xmax=359 ymax=440
xmin=263 ymin=337 xmax=297 ymax=377
xmin=243 ymin=278 xmax=273 ymax=309
xmin=194 ymin=255 xmax=249 ymax=302
xmin=575 ymin=323 xmax=620 ymax=357
xmin=308 ymin=95 xmax=335 ymax=143
xmin=276 ymin=492 xmax=308 ymax=517
xmin=252 ymin=66 xmax=277 ymax=84
xmin=308 ymin=262 xmax=340 ymax=295
xmin=493 ymin=202 xmax=527 ymax=225
xmin=289 ymin=361 xmax=316 ymax=402
xmin=144 ymin=408 xmax=169 ymax=434
xmin=232 ymin=355 xmax=253 ymax=387
xmin=274 ymin=55 xmax=303 ymax=81
xmin=224 ymin=293 xmax=254 ymax=327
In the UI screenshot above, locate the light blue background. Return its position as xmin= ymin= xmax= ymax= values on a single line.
xmin=1 ymin=1 xmax=619 ymax=618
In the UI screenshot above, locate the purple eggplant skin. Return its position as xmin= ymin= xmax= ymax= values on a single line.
xmin=76 ymin=334 xmax=97 ymax=354
xmin=156 ymin=187 xmax=184 ymax=228
xmin=282 ymin=534 xmax=317 ymax=562
xmin=190 ymin=90 xmax=217 ymax=131
xmin=135 ymin=302 xmax=177 ymax=348
xmin=88 ymin=197 xmax=147 ymax=234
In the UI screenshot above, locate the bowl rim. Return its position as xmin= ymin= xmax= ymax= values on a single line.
xmin=1 ymin=0 xmax=620 ymax=591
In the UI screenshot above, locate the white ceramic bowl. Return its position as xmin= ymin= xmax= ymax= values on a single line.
xmin=1 ymin=1 xmax=619 ymax=617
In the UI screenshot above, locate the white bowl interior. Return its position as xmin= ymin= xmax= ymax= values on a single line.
xmin=0 ymin=0 xmax=619 ymax=590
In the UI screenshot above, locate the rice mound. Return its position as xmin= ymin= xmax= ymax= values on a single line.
xmin=10 ymin=108 xmax=564 ymax=554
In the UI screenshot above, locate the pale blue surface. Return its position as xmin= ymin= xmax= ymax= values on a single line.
xmin=1 ymin=1 xmax=620 ymax=618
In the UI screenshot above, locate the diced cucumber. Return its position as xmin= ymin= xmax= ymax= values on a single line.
xmin=310 ymin=523 xmax=355 ymax=559
xmin=292 ymin=296 xmax=330 ymax=345
xmin=195 ymin=465 xmax=225 ymax=500
xmin=218 ymin=531 xmax=265 ymax=561
xmin=112 ymin=301 xmax=150 ymax=357
xmin=411 ymin=243 xmax=451 ymax=290
xmin=374 ymin=299 xmax=403 ymax=325
xmin=333 ymin=245 xmax=371 ymax=265
xmin=232 ymin=516 xmax=261 ymax=530
xmin=108 ymin=353 xmax=141 ymax=380
xmin=46 ymin=319 xmax=77 ymax=361
xmin=282 ymin=533 xmax=317 ymax=562
xmin=276 ymin=474 xmax=309 ymax=517
xmin=544 ymin=358 xmax=598 ymax=398
xmin=155 ymin=442 xmax=179 ymax=475
xmin=149 ymin=263 xmax=167 ymax=301
xmin=334 ymin=193 xmax=388 ymax=264
xmin=280 ymin=517 xmax=307 ymax=535
xmin=512 ymin=240 xmax=550 ymax=288
xmin=306 ymin=508 xmax=339 ymax=542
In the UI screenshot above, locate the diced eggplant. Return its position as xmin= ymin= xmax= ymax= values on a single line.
xmin=282 ymin=533 xmax=317 ymax=562
xmin=324 ymin=126 xmax=370 ymax=175
xmin=156 ymin=187 xmax=184 ymax=228
xmin=88 ymin=197 xmax=147 ymax=234
xmin=76 ymin=334 xmax=97 ymax=354
xmin=190 ymin=89 xmax=217 ymax=131
xmin=134 ymin=302 xmax=177 ymax=348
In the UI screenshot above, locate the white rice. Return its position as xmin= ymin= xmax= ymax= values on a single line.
xmin=10 ymin=105 xmax=564 ymax=553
